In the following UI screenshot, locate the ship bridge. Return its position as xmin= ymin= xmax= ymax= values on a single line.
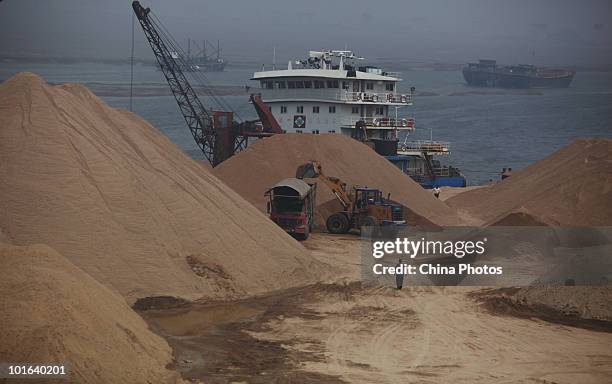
xmin=251 ymin=49 xmax=415 ymax=136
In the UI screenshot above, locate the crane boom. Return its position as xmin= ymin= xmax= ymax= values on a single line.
xmin=132 ymin=1 xmax=217 ymax=163
xmin=296 ymin=161 xmax=353 ymax=211
xmin=132 ymin=1 xmax=282 ymax=166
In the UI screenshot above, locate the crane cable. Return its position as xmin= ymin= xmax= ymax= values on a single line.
xmin=129 ymin=12 xmax=135 ymax=112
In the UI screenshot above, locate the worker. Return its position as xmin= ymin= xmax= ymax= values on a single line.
xmin=395 ymin=259 xmax=404 ymax=290
xmin=433 ymin=185 xmax=441 ymax=199
xmin=501 ymin=167 xmax=512 ymax=180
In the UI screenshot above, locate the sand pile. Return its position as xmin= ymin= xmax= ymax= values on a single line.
xmin=213 ymin=134 xmax=464 ymax=227
xmin=0 ymin=242 xmax=186 ymax=384
xmin=0 ymin=73 xmax=324 ymax=303
xmin=447 ymin=139 xmax=612 ymax=225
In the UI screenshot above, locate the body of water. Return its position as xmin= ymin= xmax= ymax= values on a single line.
xmin=2 ymin=61 xmax=610 ymax=184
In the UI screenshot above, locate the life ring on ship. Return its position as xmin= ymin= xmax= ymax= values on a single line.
xmin=400 ymin=95 xmax=407 ymax=103
xmin=373 ymin=118 xmax=381 ymax=127
xmin=387 ymin=93 xmax=394 ymax=102
xmin=371 ymin=94 xmax=379 ymax=102
xmin=400 ymin=119 xmax=408 ymax=127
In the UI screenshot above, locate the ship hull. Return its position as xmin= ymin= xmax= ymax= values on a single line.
xmin=462 ymin=68 xmax=574 ymax=88
xmin=194 ymin=61 xmax=227 ymax=72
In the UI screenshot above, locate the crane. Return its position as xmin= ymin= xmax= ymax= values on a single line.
xmin=131 ymin=1 xmax=282 ymax=166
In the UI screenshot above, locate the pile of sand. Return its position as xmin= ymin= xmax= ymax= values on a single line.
xmin=0 ymin=242 xmax=186 ymax=384
xmin=0 ymin=73 xmax=324 ymax=303
xmin=447 ymin=139 xmax=612 ymax=225
xmin=213 ymin=134 xmax=465 ymax=227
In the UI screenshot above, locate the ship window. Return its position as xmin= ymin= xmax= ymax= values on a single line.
xmin=295 ymin=81 xmax=304 ymax=88
xmin=304 ymin=81 xmax=312 ymax=88
xmin=366 ymin=82 xmax=374 ymax=90
xmin=375 ymin=106 xmax=384 ymax=115
xmin=262 ymin=81 xmax=273 ymax=89
xmin=280 ymin=106 xmax=287 ymax=114
xmin=314 ymin=80 xmax=325 ymax=89
xmin=287 ymin=81 xmax=296 ymax=89
xmin=297 ymin=106 xmax=304 ymax=113
xmin=385 ymin=82 xmax=394 ymax=91
xmin=275 ymin=80 xmax=286 ymax=89
xmin=313 ymin=106 xmax=320 ymax=114
xmin=351 ymin=106 xmax=359 ymax=114
xmin=326 ymin=80 xmax=339 ymax=88
xmin=329 ymin=106 xmax=336 ymax=113
xmin=342 ymin=81 xmax=350 ymax=90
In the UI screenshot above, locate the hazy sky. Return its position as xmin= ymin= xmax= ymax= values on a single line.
xmin=1 ymin=0 xmax=611 ymax=67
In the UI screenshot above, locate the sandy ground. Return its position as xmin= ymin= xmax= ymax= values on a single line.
xmin=439 ymin=186 xmax=487 ymax=201
xmin=138 ymin=234 xmax=612 ymax=384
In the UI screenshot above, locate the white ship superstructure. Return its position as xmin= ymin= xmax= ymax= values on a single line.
xmin=252 ymin=50 xmax=415 ymax=139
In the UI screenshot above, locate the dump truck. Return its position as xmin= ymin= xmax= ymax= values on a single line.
xmin=296 ymin=161 xmax=405 ymax=234
xmin=265 ymin=178 xmax=317 ymax=240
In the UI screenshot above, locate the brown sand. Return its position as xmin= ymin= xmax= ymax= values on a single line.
xmin=137 ymin=234 xmax=612 ymax=384
xmin=476 ymin=286 xmax=612 ymax=323
xmin=0 ymin=242 xmax=186 ymax=384
xmin=214 ymin=134 xmax=466 ymax=227
xmin=0 ymin=73 xmax=325 ymax=303
xmin=447 ymin=139 xmax=612 ymax=225
xmin=439 ymin=185 xmax=485 ymax=201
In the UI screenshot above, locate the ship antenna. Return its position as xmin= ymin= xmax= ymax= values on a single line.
xmin=129 ymin=11 xmax=135 ymax=112
xmin=272 ymin=46 xmax=276 ymax=70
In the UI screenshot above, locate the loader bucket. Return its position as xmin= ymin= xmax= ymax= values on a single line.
xmin=296 ymin=162 xmax=320 ymax=179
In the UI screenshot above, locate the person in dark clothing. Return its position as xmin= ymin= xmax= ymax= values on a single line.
xmin=395 ymin=258 xmax=404 ymax=290
xmin=432 ymin=185 xmax=441 ymax=199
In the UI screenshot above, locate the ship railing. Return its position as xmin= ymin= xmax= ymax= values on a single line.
xmin=382 ymin=71 xmax=402 ymax=78
xmin=258 ymin=88 xmax=412 ymax=104
xmin=406 ymin=167 xmax=452 ymax=177
xmin=399 ymin=140 xmax=450 ymax=154
xmin=343 ymin=116 xmax=415 ymax=130
xmin=340 ymin=91 xmax=413 ymax=105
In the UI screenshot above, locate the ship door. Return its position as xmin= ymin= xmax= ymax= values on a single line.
xmin=352 ymin=81 xmax=360 ymax=92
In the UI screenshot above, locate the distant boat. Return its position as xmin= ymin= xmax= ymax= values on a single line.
xmin=184 ymin=38 xmax=226 ymax=72
xmin=463 ymin=59 xmax=575 ymax=88
xmin=156 ymin=38 xmax=227 ymax=72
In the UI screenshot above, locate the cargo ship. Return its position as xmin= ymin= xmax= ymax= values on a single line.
xmin=463 ymin=59 xmax=575 ymax=88
xmin=252 ymin=49 xmax=466 ymax=188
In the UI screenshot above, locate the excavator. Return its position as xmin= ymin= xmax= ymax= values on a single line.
xmin=296 ymin=161 xmax=405 ymax=234
xmin=132 ymin=1 xmax=282 ymax=167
